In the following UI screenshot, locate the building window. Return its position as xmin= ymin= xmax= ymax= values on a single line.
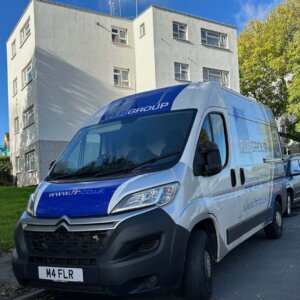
xmin=20 ymin=19 xmax=31 ymax=45
xmin=22 ymin=62 xmax=33 ymax=88
xmin=16 ymin=156 xmax=20 ymax=173
xmin=14 ymin=117 xmax=19 ymax=134
xmin=114 ymin=67 xmax=130 ymax=87
xmin=11 ymin=40 xmax=16 ymax=58
xmin=13 ymin=78 xmax=18 ymax=96
xmin=173 ymin=22 xmax=187 ymax=40
xmin=140 ymin=23 xmax=146 ymax=38
xmin=203 ymin=68 xmax=229 ymax=87
xmin=25 ymin=150 xmax=36 ymax=172
xmin=23 ymin=107 xmax=34 ymax=128
xmin=201 ymin=29 xmax=227 ymax=48
xmin=112 ymin=27 xmax=127 ymax=45
xmin=175 ymin=62 xmax=189 ymax=81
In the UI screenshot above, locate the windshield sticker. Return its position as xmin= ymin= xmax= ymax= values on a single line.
xmin=100 ymin=84 xmax=189 ymax=123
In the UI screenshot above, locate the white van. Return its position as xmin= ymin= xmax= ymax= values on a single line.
xmin=13 ymin=82 xmax=286 ymax=300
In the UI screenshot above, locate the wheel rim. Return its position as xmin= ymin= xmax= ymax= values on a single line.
xmin=276 ymin=210 xmax=282 ymax=228
xmin=287 ymin=195 xmax=291 ymax=215
xmin=204 ymin=251 xmax=212 ymax=279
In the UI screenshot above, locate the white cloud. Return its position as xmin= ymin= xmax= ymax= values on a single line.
xmin=234 ymin=0 xmax=285 ymax=31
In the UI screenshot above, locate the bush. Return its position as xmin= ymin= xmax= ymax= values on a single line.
xmin=0 ymin=157 xmax=13 ymax=186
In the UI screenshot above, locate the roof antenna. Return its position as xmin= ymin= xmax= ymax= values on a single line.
xmin=108 ymin=0 xmax=115 ymax=16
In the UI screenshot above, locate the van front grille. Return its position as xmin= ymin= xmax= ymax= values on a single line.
xmin=25 ymin=229 xmax=112 ymax=255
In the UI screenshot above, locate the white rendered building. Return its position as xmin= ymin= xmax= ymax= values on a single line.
xmin=6 ymin=0 xmax=239 ymax=186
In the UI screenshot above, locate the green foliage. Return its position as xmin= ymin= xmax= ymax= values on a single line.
xmin=0 ymin=186 xmax=36 ymax=252
xmin=239 ymin=0 xmax=300 ymax=126
xmin=0 ymin=157 xmax=12 ymax=185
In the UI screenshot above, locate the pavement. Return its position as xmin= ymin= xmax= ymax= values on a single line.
xmin=1 ymin=204 xmax=300 ymax=300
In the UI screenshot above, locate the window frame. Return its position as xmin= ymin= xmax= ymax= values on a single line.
xmin=174 ymin=62 xmax=190 ymax=81
xmin=14 ymin=116 xmax=20 ymax=134
xmin=23 ymin=106 xmax=34 ymax=129
xmin=173 ymin=21 xmax=188 ymax=41
xmin=25 ymin=150 xmax=36 ymax=172
xmin=140 ymin=23 xmax=146 ymax=38
xmin=16 ymin=156 xmax=21 ymax=174
xmin=113 ymin=67 xmax=130 ymax=88
xmin=111 ymin=27 xmax=128 ymax=45
xmin=20 ymin=18 xmax=31 ymax=46
xmin=11 ymin=40 xmax=17 ymax=59
xmin=195 ymin=112 xmax=229 ymax=172
xmin=13 ymin=78 xmax=18 ymax=96
xmin=203 ymin=68 xmax=229 ymax=87
xmin=22 ymin=61 xmax=33 ymax=88
xmin=201 ymin=29 xmax=228 ymax=49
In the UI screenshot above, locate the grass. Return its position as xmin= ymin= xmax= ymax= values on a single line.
xmin=0 ymin=186 xmax=36 ymax=253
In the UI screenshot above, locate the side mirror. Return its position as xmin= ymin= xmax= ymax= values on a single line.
xmin=194 ymin=141 xmax=222 ymax=176
xmin=49 ymin=160 xmax=56 ymax=170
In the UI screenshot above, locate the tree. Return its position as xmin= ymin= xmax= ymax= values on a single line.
xmin=238 ymin=0 xmax=300 ymax=129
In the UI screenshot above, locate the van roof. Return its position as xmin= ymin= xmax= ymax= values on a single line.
xmin=84 ymin=82 xmax=276 ymax=128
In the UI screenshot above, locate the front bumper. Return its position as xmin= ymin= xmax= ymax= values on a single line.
xmin=12 ymin=208 xmax=189 ymax=295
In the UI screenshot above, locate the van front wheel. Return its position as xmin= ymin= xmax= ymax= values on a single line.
xmin=184 ymin=230 xmax=213 ymax=300
xmin=264 ymin=201 xmax=283 ymax=239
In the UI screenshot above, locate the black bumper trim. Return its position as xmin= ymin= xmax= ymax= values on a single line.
xmin=13 ymin=208 xmax=189 ymax=295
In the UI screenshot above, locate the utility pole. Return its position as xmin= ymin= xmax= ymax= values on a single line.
xmin=119 ymin=0 xmax=122 ymax=17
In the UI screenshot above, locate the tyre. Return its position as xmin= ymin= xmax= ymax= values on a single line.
xmin=264 ymin=201 xmax=283 ymax=239
xmin=184 ymin=230 xmax=213 ymax=300
xmin=283 ymin=191 xmax=293 ymax=217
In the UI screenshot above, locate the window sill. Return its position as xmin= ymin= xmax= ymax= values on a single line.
xmin=20 ymin=33 xmax=31 ymax=49
xmin=21 ymin=79 xmax=33 ymax=91
xmin=201 ymin=43 xmax=230 ymax=52
xmin=139 ymin=34 xmax=146 ymax=39
xmin=25 ymin=169 xmax=36 ymax=174
xmin=112 ymin=42 xmax=129 ymax=47
xmin=113 ymin=85 xmax=133 ymax=90
xmin=14 ymin=131 xmax=20 ymax=135
xmin=13 ymin=92 xmax=18 ymax=97
xmin=23 ymin=122 xmax=34 ymax=130
xmin=175 ymin=79 xmax=191 ymax=83
xmin=173 ymin=38 xmax=191 ymax=44
xmin=11 ymin=54 xmax=16 ymax=60
xmin=23 ymin=104 xmax=34 ymax=113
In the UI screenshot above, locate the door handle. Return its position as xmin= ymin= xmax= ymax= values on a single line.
xmin=240 ymin=168 xmax=246 ymax=185
xmin=231 ymin=169 xmax=237 ymax=187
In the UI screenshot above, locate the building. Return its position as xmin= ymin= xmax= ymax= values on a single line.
xmin=6 ymin=0 xmax=239 ymax=186
xmin=0 ymin=132 xmax=10 ymax=157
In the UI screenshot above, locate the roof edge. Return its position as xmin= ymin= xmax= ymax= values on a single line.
xmin=148 ymin=5 xmax=236 ymax=29
xmin=6 ymin=0 xmax=33 ymax=43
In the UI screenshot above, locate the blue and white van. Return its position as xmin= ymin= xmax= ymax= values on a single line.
xmin=13 ymin=82 xmax=286 ymax=299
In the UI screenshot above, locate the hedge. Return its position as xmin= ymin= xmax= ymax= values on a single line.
xmin=0 ymin=157 xmax=13 ymax=186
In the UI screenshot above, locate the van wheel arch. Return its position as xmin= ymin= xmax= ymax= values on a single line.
xmin=190 ymin=218 xmax=218 ymax=262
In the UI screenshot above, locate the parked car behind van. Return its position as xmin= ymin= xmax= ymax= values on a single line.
xmin=13 ymin=82 xmax=286 ymax=300
xmin=284 ymin=154 xmax=300 ymax=217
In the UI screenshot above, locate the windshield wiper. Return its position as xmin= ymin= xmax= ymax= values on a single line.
xmin=50 ymin=151 xmax=181 ymax=181
xmin=130 ymin=150 xmax=181 ymax=173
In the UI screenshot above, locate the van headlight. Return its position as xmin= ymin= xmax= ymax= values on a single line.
xmin=26 ymin=194 xmax=35 ymax=216
xmin=112 ymin=182 xmax=179 ymax=214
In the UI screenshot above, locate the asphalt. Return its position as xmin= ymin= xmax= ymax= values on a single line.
xmin=1 ymin=205 xmax=300 ymax=300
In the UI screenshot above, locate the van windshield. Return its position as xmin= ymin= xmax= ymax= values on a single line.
xmin=48 ymin=110 xmax=196 ymax=181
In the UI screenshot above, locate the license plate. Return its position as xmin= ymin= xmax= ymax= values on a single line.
xmin=38 ymin=266 xmax=83 ymax=282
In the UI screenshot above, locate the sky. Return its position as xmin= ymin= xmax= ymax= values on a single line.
xmin=0 ymin=0 xmax=285 ymax=143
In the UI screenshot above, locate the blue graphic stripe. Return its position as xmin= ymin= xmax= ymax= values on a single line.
xmin=36 ymin=178 xmax=129 ymax=218
xmin=100 ymin=84 xmax=189 ymax=123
